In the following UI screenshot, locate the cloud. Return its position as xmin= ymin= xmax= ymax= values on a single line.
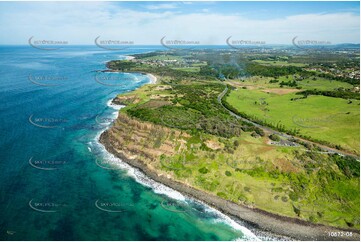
xmin=146 ymin=3 xmax=178 ymax=10
xmin=0 ymin=2 xmax=359 ymax=45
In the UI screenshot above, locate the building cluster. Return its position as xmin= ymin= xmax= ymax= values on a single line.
xmin=132 ymin=56 xmax=205 ymax=68
xmin=305 ymin=66 xmax=360 ymax=81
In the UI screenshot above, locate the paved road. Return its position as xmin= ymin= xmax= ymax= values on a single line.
xmin=217 ymin=86 xmax=359 ymax=160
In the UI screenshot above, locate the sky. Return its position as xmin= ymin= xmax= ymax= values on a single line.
xmin=0 ymin=1 xmax=359 ymax=45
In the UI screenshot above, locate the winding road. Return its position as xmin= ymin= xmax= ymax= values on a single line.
xmin=217 ymin=85 xmax=359 ymax=160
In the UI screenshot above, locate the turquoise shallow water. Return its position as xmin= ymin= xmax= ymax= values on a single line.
xmin=0 ymin=46 xmax=260 ymax=241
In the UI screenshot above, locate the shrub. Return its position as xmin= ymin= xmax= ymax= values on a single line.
xmin=244 ymin=187 xmax=251 ymax=192
xmin=289 ymin=191 xmax=299 ymax=201
xmin=269 ymin=134 xmax=281 ymax=141
xmin=217 ymin=192 xmax=228 ymax=199
xmin=198 ymin=167 xmax=209 ymax=174
xmin=333 ymin=155 xmax=360 ymax=178
xmin=293 ymin=204 xmax=301 ymax=216
xmin=255 ymin=127 xmax=265 ymax=136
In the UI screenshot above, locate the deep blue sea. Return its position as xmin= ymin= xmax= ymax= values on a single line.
xmin=0 ymin=46 xmax=260 ymax=241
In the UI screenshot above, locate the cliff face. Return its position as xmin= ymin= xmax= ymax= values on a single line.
xmin=100 ymin=112 xmax=188 ymax=170
xmin=112 ymin=95 xmax=140 ymax=106
xmin=99 ymin=112 xmax=360 ymax=241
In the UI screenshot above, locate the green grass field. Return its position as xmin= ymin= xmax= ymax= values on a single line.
xmin=231 ymin=75 xmax=353 ymax=91
xmin=226 ymin=88 xmax=360 ymax=153
xmin=277 ymin=76 xmax=354 ymax=91
xmin=252 ymin=60 xmax=306 ymax=67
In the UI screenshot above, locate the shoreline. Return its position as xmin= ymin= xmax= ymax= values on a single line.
xmin=99 ymin=128 xmax=359 ymax=241
xmin=96 ymin=122 xmax=263 ymax=241
xmin=124 ymin=55 xmax=135 ymax=60
xmin=98 ymin=67 xmax=359 ymax=241
xmin=146 ymin=73 xmax=157 ymax=84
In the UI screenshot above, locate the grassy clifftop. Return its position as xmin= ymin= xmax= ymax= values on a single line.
xmin=104 ymin=54 xmax=359 ymax=230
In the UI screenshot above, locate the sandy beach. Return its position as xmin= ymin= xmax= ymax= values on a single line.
xmin=124 ymin=55 xmax=135 ymax=60
xmin=105 ymin=58 xmax=157 ymax=85
xmin=146 ymin=73 xmax=157 ymax=84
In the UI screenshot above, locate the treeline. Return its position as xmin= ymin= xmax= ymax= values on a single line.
xmin=246 ymin=62 xmax=359 ymax=86
xmin=245 ymin=63 xmax=303 ymax=77
xmin=296 ymin=89 xmax=360 ymax=100
xmin=279 ymin=80 xmax=299 ymax=88
xmin=315 ymin=72 xmax=359 ymax=86
xmin=131 ymin=51 xmax=166 ymax=59
xmin=106 ymin=60 xmax=137 ymax=71
xmin=200 ymin=64 xmax=244 ymax=79
xmin=107 ymin=60 xmax=213 ymax=83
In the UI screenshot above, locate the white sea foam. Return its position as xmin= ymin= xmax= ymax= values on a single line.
xmin=92 ymin=97 xmax=260 ymax=240
xmin=122 ymin=55 xmax=135 ymax=60
xmin=106 ymin=99 xmax=125 ymax=111
xmin=146 ymin=74 xmax=157 ymax=84
xmin=124 ymin=73 xmax=140 ymax=82
xmin=213 ymin=217 xmax=260 ymax=241
xmin=186 ymin=199 xmax=260 ymax=241
xmin=96 ymin=136 xmax=259 ymax=239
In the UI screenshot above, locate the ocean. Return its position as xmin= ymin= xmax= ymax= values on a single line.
xmin=0 ymin=45 xmax=260 ymax=241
